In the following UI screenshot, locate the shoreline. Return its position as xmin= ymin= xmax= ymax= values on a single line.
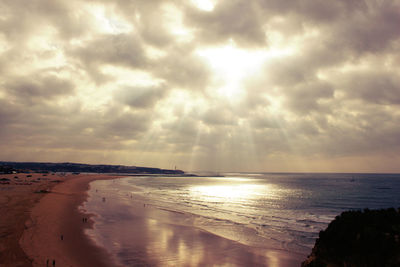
xmin=15 ymin=174 xmax=304 ymax=266
xmin=84 ymin=178 xmax=304 ymax=266
xmin=19 ymin=174 xmax=123 ymax=267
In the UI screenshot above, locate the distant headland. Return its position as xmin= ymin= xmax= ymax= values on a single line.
xmin=0 ymin=161 xmax=185 ymax=175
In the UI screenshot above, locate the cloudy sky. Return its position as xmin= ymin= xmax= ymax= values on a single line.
xmin=1 ymin=0 xmax=400 ymax=172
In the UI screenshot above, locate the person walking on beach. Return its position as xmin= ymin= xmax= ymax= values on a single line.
xmin=61 ymin=234 xmax=63 ymax=241
xmin=52 ymin=259 xmax=55 ymax=266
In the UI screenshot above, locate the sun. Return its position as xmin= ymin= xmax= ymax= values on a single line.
xmin=195 ymin=38 xmax=297 ymax=101
xmin=190 ymin=0 xmax=216 ymax=11
xmin=196 ymin=43 xmax=268 ymax=100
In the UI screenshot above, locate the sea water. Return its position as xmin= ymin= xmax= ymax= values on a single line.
xmin=81 ymin=173 xmax=400 ymax=265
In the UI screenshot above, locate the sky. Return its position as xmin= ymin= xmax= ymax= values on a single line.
xmin=1 ymin=0 xmax=400 ymax=173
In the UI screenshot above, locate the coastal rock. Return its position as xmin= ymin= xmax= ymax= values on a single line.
xmin=302 ymin=208 xmax=400 ymax=267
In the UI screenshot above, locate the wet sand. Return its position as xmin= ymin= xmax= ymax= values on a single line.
xmin=86 ymin=199 xmax=303 ymax=266
xmin=3 ymin=173 xmax=304 ymax=266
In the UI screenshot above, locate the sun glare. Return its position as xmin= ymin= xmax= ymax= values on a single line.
xmin=196 ymin=41 xmax=297 ymax=101
xmin=197 ymin=44 xmax=268 ymax=100
xmin=191 ymin=0 xmax=215 ymax=11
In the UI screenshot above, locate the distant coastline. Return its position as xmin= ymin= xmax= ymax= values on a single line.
xmin=0 ymin=161 xmax=185 ymax=175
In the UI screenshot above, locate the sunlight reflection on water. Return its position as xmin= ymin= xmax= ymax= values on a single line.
xmin=188 ymin=177 xmax=295 ymax=205
xmin=190 ymin=183 xmax=269 ymax=200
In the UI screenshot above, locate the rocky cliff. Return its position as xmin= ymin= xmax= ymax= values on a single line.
xmin=302 ymin=208 xmax=400 ymax=267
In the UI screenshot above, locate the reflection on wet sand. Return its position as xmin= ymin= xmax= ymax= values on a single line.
xmin=141 ymin=211 xmax=297 ymax=266
xmin=86 ymin=196 xmax=300 ymax=267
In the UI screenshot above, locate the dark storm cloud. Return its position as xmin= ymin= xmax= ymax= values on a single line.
xmin=284 ymin=80 xmax=334 ymax=114
xmin=98 ymin=0 xmax=176 ymax=47
xmin=255 ymin=43 xmax=346 ymax=93
xmin=337 ymin=70 xmax=400 ymax=105
xmin=184 ymin=0 xmax=266 ymax=47
xmin=161 ymin=117 xmax=201 ymax=148
xmin=5 ymin=74 xmax=74 ymax=102
xmin=249 ymin=113 xmax=281 ymax=129
xmin=257 ymin=0 xmax=400 ymax=56
xmin=0 ymin=97 xmax=153 ymax=152
xmin=152 ymin=46 xmax=212 ymax=91
xmin=331 ymin=1 xmax=400 ymax=54
xmin=71 ymin=33 xmax=147 ymax=83
xmin=200 ymin=106 xmax=237 ymax=126
xmin=242 ymin=0 xmax=400 ymax=119
xmin=114 ymin=84 xmax=167 ymax=109
xmin=100 ymin=108 xmax=151 ymax=139
xmin=0 ymin=99 xmax=80 ymax=144
xmin=0 ymin=98 xmax=21 ymax=126
xmin=181 ymin=0 xmax=387 ymax=49
xmin=314 ymin=108 xmax=400 ymax=157
xmin=300 ymin=0 xmax=400 ymax=56
xmin=258 ymin=0 xmax=365 ymax=23
xmin=0 ymin=0 xmax=88 ymax=41
xmin=74 ymin=34 xmax=146 ymax=67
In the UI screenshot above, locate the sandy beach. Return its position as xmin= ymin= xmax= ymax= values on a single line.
xmin=1 ymin=173 xmax=302 ymax=267
xmin=18 ymin=174 xmax=122 ymax=267
xmin=0 ymin=173 xmax=72 ymax=266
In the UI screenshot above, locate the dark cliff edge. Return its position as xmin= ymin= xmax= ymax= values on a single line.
xmin=302 ymin=208 xmax=400 ymax=267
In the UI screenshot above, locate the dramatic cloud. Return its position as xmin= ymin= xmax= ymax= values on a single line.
xmin=6 ymin=74 xmax=74 ymax=102
xmin=114 ymin=84 xmax=167 ymax=108
xmin=1 ymin=0 xmax=400 ymax=172
xmin=184 ymin=0 xmax=266 ymax=47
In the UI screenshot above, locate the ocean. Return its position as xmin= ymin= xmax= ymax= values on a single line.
xmin=81 ymin=173 xmax=400 ymax=266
